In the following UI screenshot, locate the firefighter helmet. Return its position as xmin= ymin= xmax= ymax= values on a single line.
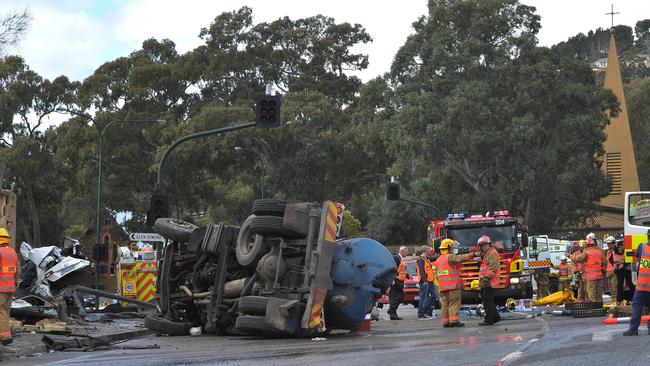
xmin=0 ymin=228 xmax=9 ymax=238
xmin=477 ymin=235 xmax=491 ymax=245
xmin=440 ymin=238 xmax=454 ymax=250
xmin=605 ymin=236 xmax=616 ymax=244
xmin=586 ymin=237 xmax=596 ymax=245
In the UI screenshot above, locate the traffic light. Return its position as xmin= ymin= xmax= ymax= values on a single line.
xmin=255 ymin=95 xmax=281 ymax=128
xmin=387 ymin=183 xmax=400 ymax=201
xmin=146 ymin=193 xmax=168 ymax=228
xmin=334 ymin=203 xmax=345 ymax=238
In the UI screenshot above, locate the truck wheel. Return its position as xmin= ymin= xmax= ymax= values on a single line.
xmin=154 ymin=218 xmax=199 ymax=243
xmin=144 ymin=314 xmax=193 ymax=336
xmin=251 ymin=199 xmax=286 ymax=216
xmin=238 ymin=296 xmax=268 ymax=316
xmin=250 ymin=215 xmax=304 ymax=239
xmin=235 ymin=315 xmax=279 ymax=335
xmin=236 ymin=215 xmax=269 ymax=267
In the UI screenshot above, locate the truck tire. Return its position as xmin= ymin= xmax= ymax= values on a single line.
xmin=235 ymin=315 xmax=278 ymax=335
xmin=250 ymin=216 xmax=304 ymax=239
xmin=251 ymin=199 xmax=286 ymax=216
xmin=154 ymin=218 xmax=199 ymax=243
xmin=144 ymin=314 xmax=192 ymax=336
xmin=238 ymin=296 xmax=268 ymax=316
xmin=236 ymin=215 xmax=269 ymax=267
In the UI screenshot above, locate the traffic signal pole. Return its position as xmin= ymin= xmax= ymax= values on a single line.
xmin=155 ymin=122 xmax=257 ymax=194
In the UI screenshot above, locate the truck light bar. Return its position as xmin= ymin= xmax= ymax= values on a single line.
xmin=448 ymin=213 xmax=465 ymax=219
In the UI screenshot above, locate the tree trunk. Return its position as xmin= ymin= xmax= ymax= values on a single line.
xmin=25 ymin=184 xmax=41 ymax=246
xmin=524 ymin=197 xmax=532 ymax=227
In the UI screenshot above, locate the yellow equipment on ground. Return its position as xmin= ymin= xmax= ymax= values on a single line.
xmin=531 ymin=289 xmax=575 ymax=306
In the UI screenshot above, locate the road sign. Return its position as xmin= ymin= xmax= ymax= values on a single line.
xmin=129 ymin=232 xmax=165 ymax=242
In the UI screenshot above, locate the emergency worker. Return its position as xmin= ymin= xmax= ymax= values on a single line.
xmin=623 ymin=229 xmax=650 ymax=336
xmin=613 ymin=237 xmax=633 ymax=303
xmin=552 ymin=256 xmax=572 ymax=292
xmin=572 ymin=236 xmax=606 ymax=302
xmin=0 ymin=228 xmax=17 ymax=345
xmin=416 ymin=246 xmax=437 ymax=319
xmin=434 ymin=239 xmax=476 ymax=327
xmin=604 ymin=236 xmax=618 ymax=302
xmin=570 ymin=241 xmax=587 ymax=301
xmin=534 ymin=267 xmax=550 ymax=298
xmin=478 ymin=235 xmax=501 ymax=326
xmin=388 ymin=246 xmax=409 ymax=320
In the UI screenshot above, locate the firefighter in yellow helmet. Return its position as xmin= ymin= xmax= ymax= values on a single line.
xmin=0 ymin=228 xmax=17 ymax=346
xmin=434 ymin=239 xmax=476 ymax=328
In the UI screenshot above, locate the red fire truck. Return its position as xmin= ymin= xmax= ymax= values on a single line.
xmin=428 ymin=211 xmax=530 ymax=303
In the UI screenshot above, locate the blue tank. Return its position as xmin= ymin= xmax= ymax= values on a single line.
xmin=325 ymin=238 xmax=396 ymax=330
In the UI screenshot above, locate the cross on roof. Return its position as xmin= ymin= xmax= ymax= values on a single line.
xmin=605 ymin=4 xmax=619 ymax=28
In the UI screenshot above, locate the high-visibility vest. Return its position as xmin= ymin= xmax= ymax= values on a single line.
xmin=558 ymin=262 xmax=570 ymax=279
xmin=435 ymin=254 xmax=461 ymax=292
xmin=0 ymin=245 xmax=17 ymax=293
xmin=416 ymin=257 xmax=435 ymax=283
xmin=637 ymin=244 xmax=650 ymax=292
xmin=613 ymin=252 xmax=624 ymax=265
xmin=584 ymin=248 xmax=603 ymax=281
xmin=606 ymin=251 xmax=615 ymax=276
xmin=479 ymin=248 xmax=501 ymax=288
xmin=396 ymin=258 xmax=407 ymax=282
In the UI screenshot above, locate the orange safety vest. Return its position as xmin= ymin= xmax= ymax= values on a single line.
xmin=416 ymin=256 xmax=435 ymax=283
xmin=606 ymin=251 xmax=614 ymax=276
xmin=584 ymin=248 xmax=603 ymax=281
xmin=435 ymin=254 xmax=461 ymax=292
xmin=0 ymin=245 xmax=17 ymax=293
xmin=637 ymin=244 xmax=650 ymax=292
xmin=479 ymin=248 xmax=501 ymax=288
xmin=396 ymin=258 xmax=407 ymax=282
xmin=613 ymin=252 xmax=624 ymax=265
xmin=558 ymin=262 xmax=570 ymax=279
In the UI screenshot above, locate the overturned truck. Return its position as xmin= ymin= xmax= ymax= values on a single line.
xmin=145 ymin=199 xmax=396 ymax=337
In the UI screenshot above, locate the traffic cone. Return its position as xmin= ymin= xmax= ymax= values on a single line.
xmin=602 ymin=315 xmax=650 ymax=325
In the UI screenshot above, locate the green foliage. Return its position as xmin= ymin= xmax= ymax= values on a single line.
xmin=2 ymin=3 xmax=647 ymax=248
xmin=627 ymin=78 xmax=650 ymax=190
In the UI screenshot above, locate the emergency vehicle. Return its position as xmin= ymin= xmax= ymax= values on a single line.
xmin=624 ymin=192 xmax=650 ymax=264
xmin=428 ymin=211 xmax=528 ymax=303
xmin=522 ymin=235 xmax=569 ymax=294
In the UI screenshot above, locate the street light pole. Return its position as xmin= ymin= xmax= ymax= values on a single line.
xmin=95 ymin=119 xmax=165 ymax=307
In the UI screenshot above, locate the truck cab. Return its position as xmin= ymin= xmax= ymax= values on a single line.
xmin=428 ymin=211 xmax=528 ymax=303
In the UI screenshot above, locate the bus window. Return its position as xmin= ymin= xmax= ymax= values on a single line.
xmin=628 ymin=194 xmax=650 ymax=226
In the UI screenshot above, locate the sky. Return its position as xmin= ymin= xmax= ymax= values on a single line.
xmin=1 ymin=0 xmax=649 ymax=84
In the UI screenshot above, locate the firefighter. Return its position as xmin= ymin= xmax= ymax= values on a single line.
xmin=0 ymin=228 xmax=17 ymax=346
xmin=552 ymin=256 xmax=572 ymax=292
xmin=388 ymin=246 xmax=409 ymax=320
xmin=623 ymin=230 xmax=650 ymax=336
xmin=416 ymin=246 xmax=437 ymax=319
xmin=572 ymin=236 xmax=606 ymax=302
xmin=570 ymin=241 xmax=587 ymax=301
xmin=434 ymin=239 xmax=476 ymax=327
xmin=533 ymin=267 xmax=550 ymax=299
xmin=604 ymin=236 xmax=618 ymax=302
xmin=478 ymin=235 xmax=501 ymax=326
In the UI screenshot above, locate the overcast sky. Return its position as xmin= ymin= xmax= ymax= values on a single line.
xmin=1 ymin=0 xmax=648 ymax=83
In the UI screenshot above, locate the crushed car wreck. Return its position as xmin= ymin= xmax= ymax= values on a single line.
xmin=145 ymin=199 xmax=396 ymax=337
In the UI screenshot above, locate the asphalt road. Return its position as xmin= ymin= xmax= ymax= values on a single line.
xmin=4 ymin=305 xmax=648 ymax=366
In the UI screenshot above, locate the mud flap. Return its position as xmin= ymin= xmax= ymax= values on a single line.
xmin=264 ymin=297 xmax=305 ymax=335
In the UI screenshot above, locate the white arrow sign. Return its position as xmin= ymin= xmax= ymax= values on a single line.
xmin=129 ymin=232 xmax=165 ymax=242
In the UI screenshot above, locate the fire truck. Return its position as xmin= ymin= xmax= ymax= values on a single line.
xmin=428 ymin=211 xmax=529 ymax=303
